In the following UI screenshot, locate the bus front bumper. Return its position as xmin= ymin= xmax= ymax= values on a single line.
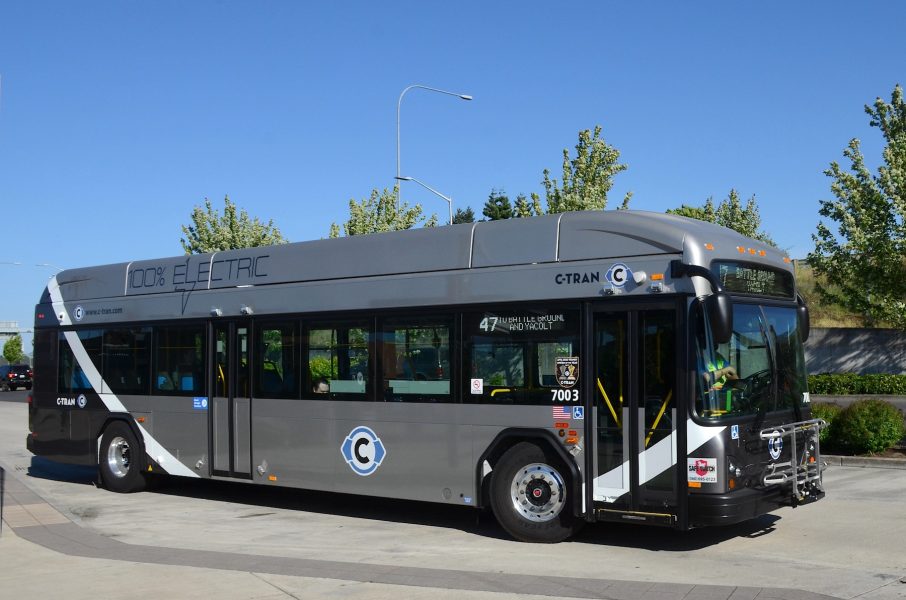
xmin=688 ymin=483 xmax=824 ymax=528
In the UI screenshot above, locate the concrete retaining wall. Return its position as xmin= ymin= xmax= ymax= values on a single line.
xmin=805 ymin=327 xmax=906 ymax=374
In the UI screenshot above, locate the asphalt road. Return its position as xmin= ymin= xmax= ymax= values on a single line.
xmin=1 ymin=398 xmax=905 ymax=600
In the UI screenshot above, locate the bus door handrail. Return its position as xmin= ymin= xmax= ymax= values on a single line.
xmin=644 ymin=390 xmax=673 ymax=447
xmin=596 ymin=378 xmax=620 ymax=427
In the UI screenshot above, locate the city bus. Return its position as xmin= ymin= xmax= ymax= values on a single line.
xmin=27 ymin=210 xmax=825 ymax=543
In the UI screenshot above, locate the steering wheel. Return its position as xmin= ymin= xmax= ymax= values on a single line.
xmin=725 ymin=369 xmax=771 ymax=411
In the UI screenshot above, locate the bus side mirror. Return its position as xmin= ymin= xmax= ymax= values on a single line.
xmin=797 ymin=295 xmax=810 ymax=342
xmin=706 ymin=292 xmax=733 ymax=344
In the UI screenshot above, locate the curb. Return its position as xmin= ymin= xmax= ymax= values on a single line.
xmin=824 ymin=455 xmax=906 ymax=469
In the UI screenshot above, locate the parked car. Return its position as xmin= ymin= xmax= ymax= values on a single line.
xmin=0 ymin=364 xmax=32 ymax=391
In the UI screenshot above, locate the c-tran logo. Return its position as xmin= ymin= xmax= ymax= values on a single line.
xmin=341 ymin=426 xmax=387 ymax=476
xmin=768 ymin=431 xmax=783 ymax=461
xmin=605 ymin=263 xmax=632 ymax=287
xmin=74 ymin=305 xmax=84 ymax=322
xmin=77 ymin=394 xmax=87 ymax=409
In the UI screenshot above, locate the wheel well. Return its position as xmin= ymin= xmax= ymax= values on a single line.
xmin=97 ymin=415 xmax=147 ymax=471
xmin=476 ymin=428 xmax=583 ymax=517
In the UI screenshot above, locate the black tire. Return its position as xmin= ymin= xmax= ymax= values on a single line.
xmin=490 ymin=442 xmax=581 ymax=543
xmin=25 ymin=384 xmax=32 ymax=390
xmin=8 ymin=384 xmax=16 ymax=391
xmin=0 ymin=382 xmax=8 ymax=392
xmin=98 ymin=421 xmax=147 ymax=493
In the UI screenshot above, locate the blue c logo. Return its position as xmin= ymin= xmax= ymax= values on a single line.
xmin=341 ymin=426 xmax=387 ymax=476
xmin=605 ymin=263 xmax=632 ymax=287
xmin=768 ymin=431 xmax=783 ymax=460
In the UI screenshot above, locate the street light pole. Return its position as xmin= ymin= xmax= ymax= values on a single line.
xmin=395 ymin=176 xmax=453 ymax=225
xmin=396 ymin=84 xmax=472 ymax=209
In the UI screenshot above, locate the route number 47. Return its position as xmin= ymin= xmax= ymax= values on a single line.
xmin=479 ymin=317 xmax=499 ymax=332
xmin=551 ymin=389 xmax=579 ymax=402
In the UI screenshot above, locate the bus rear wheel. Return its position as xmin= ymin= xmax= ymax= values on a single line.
xmin=490 ymin=442 xmax=580 ymax=543
xmin=99 ymin=421 xmax=147 ymax=493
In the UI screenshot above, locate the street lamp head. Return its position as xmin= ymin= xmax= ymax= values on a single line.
xmin=395 ymin=176 xmax=413 ymax=182
xmin=459 ymin=95 xmax=473 ymax=101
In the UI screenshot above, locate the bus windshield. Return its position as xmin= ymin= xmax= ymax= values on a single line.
xmin=695 ymin=302 xmax=808 ymax=419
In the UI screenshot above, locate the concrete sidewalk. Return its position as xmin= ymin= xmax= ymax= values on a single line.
xmin=1 ymin=462 xmax=840 ymax=600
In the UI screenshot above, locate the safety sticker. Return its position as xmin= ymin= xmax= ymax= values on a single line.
xmin=193 ymin=397 xmax=209 ymax=410
xmin=687 ymin=458 xmax=718 ymax=484
xmin=572 ymin=406 xmax=585 ymax=420
xmin=470 ymin=378 xmax=484 ymax=395
xmin=731 ymin=424 xmax=739 ymax=440
xmin=341 ymin=426 xmax=387 ymax=476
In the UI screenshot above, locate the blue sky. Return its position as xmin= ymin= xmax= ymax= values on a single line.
xmin=2 ymin=2 xmax=905 ymax=353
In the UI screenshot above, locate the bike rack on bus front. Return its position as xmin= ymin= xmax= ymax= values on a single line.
xmin=759 ymin=419 xmax=827 ymax=506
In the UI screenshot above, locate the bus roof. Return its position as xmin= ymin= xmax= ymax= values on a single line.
xmin=46 ymin=210 xmax=784 ymax=303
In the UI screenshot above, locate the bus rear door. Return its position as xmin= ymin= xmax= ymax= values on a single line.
xmin=212 ymin=320 xmax=253 ymax=478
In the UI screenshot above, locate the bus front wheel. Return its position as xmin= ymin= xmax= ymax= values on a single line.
xmin=98 ymin=421 xmax=147 ymax=493
xmin=490 ymin=442 xmax=580 ymax=543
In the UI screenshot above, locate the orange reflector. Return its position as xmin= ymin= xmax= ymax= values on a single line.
xmin=568 ymin=430 xmax=577 ymax=437
xmin=565 ymin=436 xmax=579 ymax=444
xmin=651 ymin=273 xmax=664 ymax=281
xmin=783 ymin=257 xmax=792 ymax=263
xmin=688 ymin=481 xmax=702 ymax=488
xmin=728 ymin=478 xmax=736 ymax=490
xmin=554 ymin=422 xmax=569 ymax=429
xmin=704 ymin=243 xmax=714 ymax=251
xmin=759 ymin=250 xmax=766 ymax=256
xmin=268 ymin=475 xmax=278 ymax=481
xmin=748 ymin=248 xmax=756 ymax=255
xmin=737 ymin=246 xmax=745 ymax=253
xmin=136 ymin=417 xmax=146 ymax=423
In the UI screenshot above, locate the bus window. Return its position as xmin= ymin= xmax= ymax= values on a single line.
xmin=380 ymin=317 xmax=452 ymax=402
xmin=255 ymin=322 xmax=300 ymax=399
xmin=58 ymin=330 xmax=101 ymax=394
xmin=154 ymin=326 xmax=205 ymax=396
xmin=464 ymin=307 xmax=579 ymax=405
xmin=103 ymin=328 xmax=151 ymax=395
xmin=305 ymin=323 xmax=371 ymax=400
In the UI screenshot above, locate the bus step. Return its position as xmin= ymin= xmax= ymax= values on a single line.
xmin=595 ymin=508 xmax=676 ymax=527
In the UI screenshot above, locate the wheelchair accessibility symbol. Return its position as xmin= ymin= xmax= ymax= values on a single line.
xmin=341 ymin=426 xmax=387 ymax=476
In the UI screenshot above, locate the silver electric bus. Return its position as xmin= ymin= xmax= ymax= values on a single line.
xmin=27 ymin=210 xmax=825 ymax=542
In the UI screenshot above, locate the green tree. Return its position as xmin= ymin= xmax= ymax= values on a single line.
xmin=667 ymin=191 xmax=774 ymax=245
xmin=452 ymin=206 xmax=476 ymax=224
xmin=330 ymin=186 xmax=437 ymax=237
xmin=542 ymin=125 xmax=631 ymax=213
xmin=482 ymin=190 xmax=514 ymax=220
xmin=513 ymin=193 xmax=543 ymax=218
xmin=809 ymin=84 xmax=906 ymax=328
xmin=181 ymin=196 xmax=287 ymax=254
xmin=3 ymin=334 xmax=25 ymax=365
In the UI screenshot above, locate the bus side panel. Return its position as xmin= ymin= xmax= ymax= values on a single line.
xmin=117 ymin=395 xmax=208 ymax=476
xmin=251 ymin=401 xmax=477 ymax=505
xmin=250 ymin=398 xmax=335 ymax=488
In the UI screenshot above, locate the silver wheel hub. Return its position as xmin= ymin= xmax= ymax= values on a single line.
xmin=106 ymin=436 xmax=132 ymax=478
xmin=510 ymin=463 xmax=566 ymax=522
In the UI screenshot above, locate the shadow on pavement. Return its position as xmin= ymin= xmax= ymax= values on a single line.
xmin=22 ymin=456 xmax=784 ymax=549
xmin=27 ymin=456 xmax=97 ymax=485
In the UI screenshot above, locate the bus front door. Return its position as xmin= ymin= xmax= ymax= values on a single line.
xmin=592 ymin=307 xmax=678 ymax=522
xmin=212 ymin=321 xmax=252 ymax=478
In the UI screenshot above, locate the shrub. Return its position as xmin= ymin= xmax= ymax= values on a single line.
xmin=808 ymin=373 xmax=906 ymax=395
xmin=810 ymin=402 xmax=843 ymax=448
xmin=834 ymin=399 xmax=906 ymax=455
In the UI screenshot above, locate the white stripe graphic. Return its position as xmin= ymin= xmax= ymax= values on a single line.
xmin=49 ymin=276 xmax=199 ymax=478
xmin=593 ymin=418 xmax=725 ymax=499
